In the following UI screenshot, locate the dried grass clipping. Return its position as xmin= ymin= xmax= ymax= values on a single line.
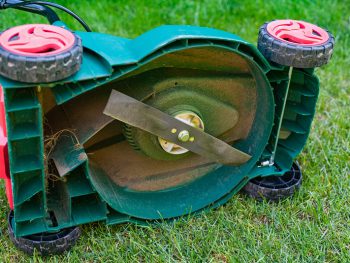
xmin=44 ymin=129 xmax=80 ymax=183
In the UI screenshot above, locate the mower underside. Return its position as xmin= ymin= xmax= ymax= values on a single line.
xmin=41 ymin=45 xmax=274 ymax=221
xmin=0 ymin=24 xmax=324 ymax=239
xmin=0 ymin=2 xmax=333 ymax=254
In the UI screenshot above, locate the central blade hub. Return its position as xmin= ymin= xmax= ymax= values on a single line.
xmin=158 ymin=111 xmax=204 ymax=155
xmin=103 ymin=90 xmax=251 ymax=165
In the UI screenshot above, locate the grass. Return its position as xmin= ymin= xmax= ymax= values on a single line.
xmin=0 ymin=0 xmax=349 ymax=262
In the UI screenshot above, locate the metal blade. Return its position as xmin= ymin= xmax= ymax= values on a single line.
xmin=103 ymin=90 xmax=251 ymax=165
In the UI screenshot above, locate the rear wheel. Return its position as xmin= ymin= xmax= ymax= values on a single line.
xmin=258 ymin=19 xmax=334 ymax=68
xmin=0 ymin=24 xmax=82 ymax=83
xmin=243 ymin=162 xmax=302 ymax=201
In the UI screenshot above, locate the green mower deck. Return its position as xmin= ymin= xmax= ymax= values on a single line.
xmin=0 ymin=26 xmax=321 ymax=236
xmin=0 ymin=2 xmax=334 ymax=255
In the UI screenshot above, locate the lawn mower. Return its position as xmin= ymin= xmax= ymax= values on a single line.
xmin=0 ymin=0 xmax=334 ymax=256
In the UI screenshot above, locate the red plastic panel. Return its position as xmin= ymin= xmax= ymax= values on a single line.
xmin=0 ymin=24 xmax=75 ymax=57
xmin=0 ymin=85 xmax=13 ymax=209
xmin=267 ymin=19 xmax=329 ymax=46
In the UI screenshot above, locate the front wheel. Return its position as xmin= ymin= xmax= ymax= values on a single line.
xmin=8 ymin=211 xmax=81 ymax=256
xmin=243 ymin=162 xmax=302 ymax=202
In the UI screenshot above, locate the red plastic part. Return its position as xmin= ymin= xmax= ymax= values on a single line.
xmin=0 ymin=85 xmax=13 ymax=209
xmin=266 ymin=19 xmax=329 ymax=46
xmin=0 ymin=24 xmax=75 ymax=57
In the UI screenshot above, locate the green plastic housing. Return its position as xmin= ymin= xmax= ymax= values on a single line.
xmin=0 ymin=25 xmax=319 ymax=237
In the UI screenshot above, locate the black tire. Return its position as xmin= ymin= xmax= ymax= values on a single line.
xmin=0 ymin=26 xmax=82 ymax=83
xmin=243 ymin=162 xmax=302 ymax=202
xmin=257 ymin=20 xmax=334 ymax=68
xmin=8 ymin=211 xmax=81 ymax=256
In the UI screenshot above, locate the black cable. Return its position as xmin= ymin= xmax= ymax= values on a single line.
xmin=0 ymin=1 xmax=7 ymax=9
xmin=4 ymin=1 xmax=92 ymax=32
xmin=2 ymin=0 xmax=60 ymax=24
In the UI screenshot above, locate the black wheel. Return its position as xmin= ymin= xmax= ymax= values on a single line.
xmin=0 ymin=24 xmax=82 ymax=83
xmin=8 ymin=211 xmax=81 ymax=256
xmin=258 ymin=19 xmax=334 ymax=68
xmin=243 ymin=162 xmax=302 ymax=201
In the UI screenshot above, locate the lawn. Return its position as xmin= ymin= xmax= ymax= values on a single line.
xmin=0 ymin=0 xmax=349 ymax=262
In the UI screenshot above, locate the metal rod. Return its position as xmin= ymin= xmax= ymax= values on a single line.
xmin=269 ymin=66 xmax=294 ymax=165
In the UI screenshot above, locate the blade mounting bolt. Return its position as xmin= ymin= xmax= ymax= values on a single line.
xmin=178 ymin=130 xmax=190 ymax=142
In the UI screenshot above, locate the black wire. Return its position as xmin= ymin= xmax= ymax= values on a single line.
xmin=4 ymin=1 xmax=92 ymax=32
xmin=0 ymin=1 xmax=7 ymax=9
xmin=2 ymin=0 xmax=61 ymax=24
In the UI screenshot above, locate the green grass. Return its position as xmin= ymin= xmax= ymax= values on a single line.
xmin=0 ymin=0 xmax=349 ymax=262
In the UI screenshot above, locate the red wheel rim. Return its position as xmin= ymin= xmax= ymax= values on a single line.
xmin=0 ymin=24 xmax=75 ymax=57
xmin=266 ymin=20 xmax=329 ymax=46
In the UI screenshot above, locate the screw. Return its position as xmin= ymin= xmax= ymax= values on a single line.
xmin=178 ymin=130 xmax=190 ymax=142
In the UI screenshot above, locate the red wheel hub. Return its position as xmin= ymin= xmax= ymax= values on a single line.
xmin=0 ymin=24 xmax=75 ymax=56
xmin=267 ymin=19 xmax=329 ymax=46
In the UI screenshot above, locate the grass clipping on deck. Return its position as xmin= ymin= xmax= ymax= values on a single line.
xmin=44 ymin=129 xmax=80 ymax=183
